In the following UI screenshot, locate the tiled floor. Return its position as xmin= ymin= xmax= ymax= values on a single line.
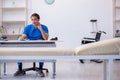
xmin=0 ymin=60 xmax=120 ymax=80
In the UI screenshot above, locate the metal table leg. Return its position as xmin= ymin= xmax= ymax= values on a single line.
xmin=103 ymin=60 xmax=107 ymax=80
xmin=109 ymin=59 xmax=114 ymax=80
xmin=52 ymin=60 xmax=56 ymax=78
xmin=0 ymin=62 xmax=1 ymax=79
xmin=4 ymin=62 xmax=6 ymax=75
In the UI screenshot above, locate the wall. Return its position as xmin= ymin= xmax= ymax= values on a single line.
xmin=0 ymin=0 xmax=2 ymax=26
xmin=28 ymin=0 xmax=113 ymax=48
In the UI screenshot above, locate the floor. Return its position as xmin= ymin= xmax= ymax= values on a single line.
xmin=0 ymin=60 xmax=120 ymax=80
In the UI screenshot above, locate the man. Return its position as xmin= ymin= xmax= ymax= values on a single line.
xmin=14 ymin=13 xmax=49 ymax=77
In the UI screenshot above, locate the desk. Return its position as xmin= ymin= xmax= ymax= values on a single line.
xmin=0 ymin=40 xmax=57 ymax=78
xmin=0 ymin=40 xmax=56 ymax=47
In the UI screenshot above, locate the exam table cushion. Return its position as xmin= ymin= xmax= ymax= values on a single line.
xmin=0 ymin=38 xmax=119 ymax=56
xmin=76 ymin=38 xmax=120 ymax=55
xmin=0 ymin=47 xmax=75 ymax=56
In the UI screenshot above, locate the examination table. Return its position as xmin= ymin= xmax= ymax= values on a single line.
xmin=0 ymin=38 xmax=120 ymax=80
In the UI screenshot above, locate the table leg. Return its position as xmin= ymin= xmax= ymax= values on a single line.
xmin=52 ymin=60 xmax=56 ymax=78
xmin=109 ymin=59 xmax=114 ymax=80
xmin=4 ymin=62 xmax=6 ymax=76
xmin=0 ymin=62 xmax=2 ymax=79
xmin=103 ymin=60 xmax=107 ymax=80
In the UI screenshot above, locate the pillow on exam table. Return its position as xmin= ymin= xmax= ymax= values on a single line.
xmin=75 ymin=38 xmax=120 ymax=55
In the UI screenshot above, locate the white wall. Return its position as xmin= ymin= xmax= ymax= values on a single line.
xmin=0 ymin=0 xmax=2 ymax=26
xmin=28 ymin=0 xmax=113 ymax=48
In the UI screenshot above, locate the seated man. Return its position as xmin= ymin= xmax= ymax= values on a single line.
xmin=14 ymin=13 xmax=49 ymax=77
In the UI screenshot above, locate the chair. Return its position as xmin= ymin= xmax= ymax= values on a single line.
xmin=80 ymin=31 xmax=106 ymax=63
xmin=22 ymin=37 xmax=58 ymax=75
xmin=23 ymin=62 xmax=48 ymax=73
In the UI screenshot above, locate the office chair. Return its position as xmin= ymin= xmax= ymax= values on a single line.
xmin=22 ymin=37 xmax=58 ymax=75
xmin=23 ymin=62 xmax=48 ymax=73
xmin=50 ymin=37 xmax=58 ymax=40
xmin=80 ymin=31 xmax=106 ymax=63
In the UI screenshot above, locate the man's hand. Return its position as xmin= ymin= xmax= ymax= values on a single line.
xmin=37 ymin=24 xmax=42 ymax=31
xmin=19 ymin=34 xmax=27 ymax=40
xmin=37 ymin=24 xmax=49 ymax=40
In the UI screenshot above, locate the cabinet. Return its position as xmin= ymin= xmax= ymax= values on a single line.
xmin=1 ymin=0 xmax=28 ymax=35
xmin=113 ymin=0 xmax=120 ymax=37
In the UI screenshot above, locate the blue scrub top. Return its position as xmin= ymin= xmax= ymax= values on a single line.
xmin=23 ymin=24 xmax=49 ymax=40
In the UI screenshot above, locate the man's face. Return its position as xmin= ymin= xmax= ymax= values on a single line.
xmin=31 ymin=16 xmax=40 ymax=26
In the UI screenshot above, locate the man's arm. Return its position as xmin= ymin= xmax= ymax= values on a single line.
xmin=38 ymin=25 xmax=49 ymax=40
xmin=19 ymin=34 xmax=27 ymax=40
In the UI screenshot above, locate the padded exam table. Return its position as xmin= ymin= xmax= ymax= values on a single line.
xmin=0 ymin=40 xmax=57 ymax=78
xmin=0 ymin=38 xmax=120 ymax=80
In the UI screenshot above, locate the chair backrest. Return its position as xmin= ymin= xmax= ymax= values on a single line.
xmin=95 ymin=32 xmax=102 ymax=41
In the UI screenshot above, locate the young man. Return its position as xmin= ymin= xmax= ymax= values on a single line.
xmin=14 ymin=13 xmax=49 ymax=77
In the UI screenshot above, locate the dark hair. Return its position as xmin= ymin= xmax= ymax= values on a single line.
xmin=31 ymin=13 xmax=40 ymax=19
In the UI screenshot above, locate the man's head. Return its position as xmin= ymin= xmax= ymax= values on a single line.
xmin=31 ymin=13 xmax=40 ymax=26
